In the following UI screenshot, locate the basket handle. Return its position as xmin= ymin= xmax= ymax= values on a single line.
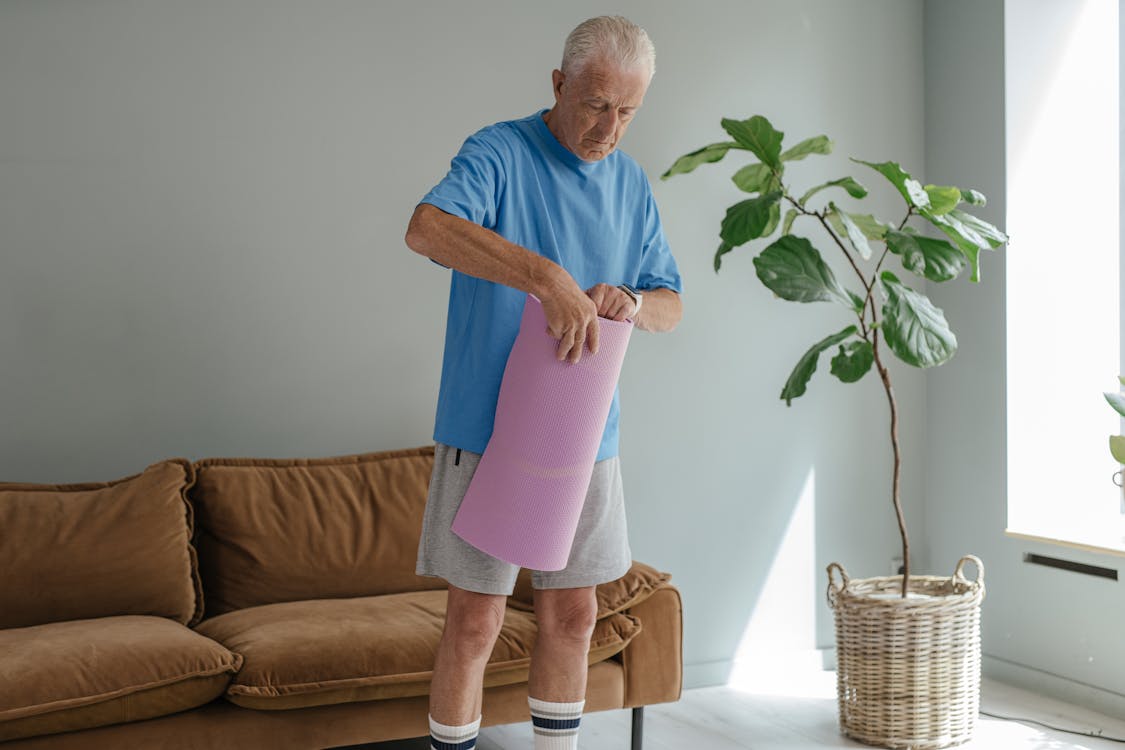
xmin=953 ymin=554 xmax=984 ymax=587
xmin=826 ymin=562 xmax=849 ymax=607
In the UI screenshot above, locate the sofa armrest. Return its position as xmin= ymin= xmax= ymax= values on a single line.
xmin=615 ymin=583 xmax=683 ymax=708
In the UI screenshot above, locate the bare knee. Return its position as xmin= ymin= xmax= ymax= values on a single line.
xmin=534 ymin=588 xmax=598 ymax=644
xmin=441 ymin=587 xmax=507 ymax=660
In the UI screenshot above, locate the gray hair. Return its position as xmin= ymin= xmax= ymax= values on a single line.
xmin=561 ymin=16 xmax=655 ymax=79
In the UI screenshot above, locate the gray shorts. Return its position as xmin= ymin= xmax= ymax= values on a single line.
xmin=415 ymin=442 xmax=632 ymax=595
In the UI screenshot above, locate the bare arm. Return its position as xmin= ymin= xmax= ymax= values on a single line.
xmin=633 ymin=288 xmax=682 ymax=333
xmin=405 ymin=203 xmax=599 ymax=363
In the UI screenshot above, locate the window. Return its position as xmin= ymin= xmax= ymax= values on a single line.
xmin=1005 ymin=0 xmax=1122 ymax=553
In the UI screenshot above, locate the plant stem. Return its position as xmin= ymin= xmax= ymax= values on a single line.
xmin=792 ymin=196 xmax=914 ymax=596
xmin=872 ymin=333 xmax=910 ymax=597
xmin=810 ymin=210 xmax=873 ymax=337
xmin=813 ymin=211 xmax=869 ymax=294
xmin=857 ymin=208 xmax=912 ymax=322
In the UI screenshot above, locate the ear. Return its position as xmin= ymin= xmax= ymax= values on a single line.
xmin=551 ymin=69 xmax=565 ymax=103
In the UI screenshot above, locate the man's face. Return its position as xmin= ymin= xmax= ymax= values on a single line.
xmin=547 ymin=59 xmax=650 ymax=162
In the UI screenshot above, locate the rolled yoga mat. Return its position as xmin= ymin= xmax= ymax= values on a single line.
xmin=451 ymin=293 xmax=634 ymax=571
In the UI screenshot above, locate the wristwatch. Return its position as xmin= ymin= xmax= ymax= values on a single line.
xmin=617 ymin=284 xmax=643 ymax=318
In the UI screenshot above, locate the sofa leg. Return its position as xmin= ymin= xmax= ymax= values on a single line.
xmin=631 ymin=706 xmax=644 ymax=749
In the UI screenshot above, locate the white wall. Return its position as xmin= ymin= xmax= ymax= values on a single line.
xmin=925 ymin=0 xmax=1125 ymax=712
xmin=0 ymin=0 xmax=927 ymax=688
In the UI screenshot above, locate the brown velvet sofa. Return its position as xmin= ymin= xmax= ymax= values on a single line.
xmin=0 ymin=445 xmax=682 ymax=749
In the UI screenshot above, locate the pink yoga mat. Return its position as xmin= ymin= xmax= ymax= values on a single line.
xmin=451 ymin=293 xmax=634 ymax=570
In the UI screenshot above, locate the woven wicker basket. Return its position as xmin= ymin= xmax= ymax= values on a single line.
xmin=826 ymin=555 xmax=985 ymax=750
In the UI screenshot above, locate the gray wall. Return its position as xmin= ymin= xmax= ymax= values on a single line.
xmin=925 ymin=0 xmax=1125 ymax=711
xmin=0 ymin=1 xmax=927 ymax=687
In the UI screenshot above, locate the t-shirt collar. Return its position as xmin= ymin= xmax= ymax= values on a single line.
xmin=533 ymin=108 xmax=602 ymax=172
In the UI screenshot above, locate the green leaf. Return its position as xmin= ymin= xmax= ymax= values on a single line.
xmin=826 ymin=209 xmax=889 ymax=242
xmin=662 ymin=141 xmax=744 ymax=179
xmin=880 ymin=271 xmax=957 ymax=368
xmin=1105 ymin=392 xmax=1125 ymax=418
xmin=781 ymin=135 xmax=833 ymax=162
xmin=921 ymin=208 xmax=1007 ymax=282
xmin=960 ymin=188 xmax=987 ymax=206
xmin=721 ymin=191 xmax=783 ymax=247
xmin=830 ymin=340 xmax=874 ymax=383
xmin=884 ymin=229 xmax=966 ymax=282
xmin=829 ymin=202 xmax=873 ymax=260
xmin=853 ymin=158 xmax=931 ymax=209
xmin=1111 ymin=436 xmax=1125 ymax=464
xmin=847 ymin=289 xmax=867 ymax=315
xmin=753 ymin=235 xmax=852 ymax=307
xmin=922 ymin=214 xmax=982 ymax=281
xmin=761 ymin=201 xmax=782 ymax=238
xmin=731 ymin=162 xmax=773 ymax=193
xmin=781 ymin=326 xmax=858 ymax=405
xmin=781 ymin=208 xmax=799 ymax=235
xmin=1118 ymin=375 xmax=1125 ymax=387
xmin=924 ymin=185 xmax=961 ymax=215
xmin=714 ymin=241 xmax=734 ymax=272
xmin=799 ymin=176 xmax=868 ymax=205
xmin=721 ymin=116 xmax=784 ymax=169
xmin=949 ymin=209 xmax=1007 ymax=247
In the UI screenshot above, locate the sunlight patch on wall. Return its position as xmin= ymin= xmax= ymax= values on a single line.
xmin=727 ymin=468 xmax=832 ymax=698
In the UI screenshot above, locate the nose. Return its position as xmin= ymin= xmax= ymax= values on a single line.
xmin=593 ymin=109 xmax=618 ymax=140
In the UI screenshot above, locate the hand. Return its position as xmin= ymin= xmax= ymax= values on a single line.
xmin=539 ymin=278 xmax=600 ymax=364
xmin=585 ymin=283 xmax=636 ymax=322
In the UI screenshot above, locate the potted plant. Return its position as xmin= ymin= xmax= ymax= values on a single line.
xmin=1104 ymin=378 xmax=1125 ymax=508
xmin=663 ymin=115 xmax=1005 ymax=749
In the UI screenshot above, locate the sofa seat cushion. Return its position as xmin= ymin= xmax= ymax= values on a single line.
xmin=0 ymin=615 xmax=243 ymax=742
xmin=193 ymin=589 xmax=642 ymax=710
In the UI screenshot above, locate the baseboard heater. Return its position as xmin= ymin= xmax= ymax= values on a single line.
xmin=1023 ymin=552 xmax=1118 ymax=580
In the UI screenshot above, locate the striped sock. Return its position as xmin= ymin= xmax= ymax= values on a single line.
xmin=529 ymin=696 xmax=584 ymax=749
xmin=428 ymin=714 xmax=480 ymax=750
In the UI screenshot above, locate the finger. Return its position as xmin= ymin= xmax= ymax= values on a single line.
xmin=568 ymin=330 xmax=585 ymax=364
xmin=571 ymin=338 xmax=585 ymax=363
xmin=586 ymin=318 xmax=600 ymax=356
xmin=557 ymin=328 xmax=576 ymax=361
xmin=610 ymin=299 xmax=630 ymax=321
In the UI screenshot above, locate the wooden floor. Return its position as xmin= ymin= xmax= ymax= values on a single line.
xmin=358 ymin=671 xmax=1125 ymax=749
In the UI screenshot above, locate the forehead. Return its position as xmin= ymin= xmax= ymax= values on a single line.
xmin=567 ymin=60 xmax=650 ymax=104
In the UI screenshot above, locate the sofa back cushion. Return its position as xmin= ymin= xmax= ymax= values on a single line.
xmin=0 ymin=459 xmax=204 ymax=629
xmin=189 ymin=445 xmax=444 ymax=615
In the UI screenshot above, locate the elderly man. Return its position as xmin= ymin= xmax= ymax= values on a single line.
xmin=405 ymin=15 xmax=682 ymax=750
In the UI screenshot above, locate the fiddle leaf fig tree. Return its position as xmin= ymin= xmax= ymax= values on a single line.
xmin=664 ymin=115 xmax=1007 ymax=596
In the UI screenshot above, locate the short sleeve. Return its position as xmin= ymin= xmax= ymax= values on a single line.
xmin=636 ymin=188 xmax=683 ymax=294
xmin=418 ymin=128 xmax=505 ymax=230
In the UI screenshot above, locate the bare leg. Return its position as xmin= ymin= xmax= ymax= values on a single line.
xmin=527 ymin=585 xmax=598 ymax=701
xmin=429 ymin=584 xmax=509 ymax=725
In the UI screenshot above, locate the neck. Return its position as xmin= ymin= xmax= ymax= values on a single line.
xmin=541 ymin=107 xmax=563 ymax=142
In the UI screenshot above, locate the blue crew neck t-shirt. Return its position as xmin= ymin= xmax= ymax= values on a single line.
xmin=419 ymin=109 xmax=683 ymax=461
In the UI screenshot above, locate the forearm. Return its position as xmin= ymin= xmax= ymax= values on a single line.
xmin=405 ymin=203 xmax=568 ymax=298
xmin=633 ymin=288 xmax=682 ymax=332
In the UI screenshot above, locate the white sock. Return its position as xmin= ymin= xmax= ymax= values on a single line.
xmin=529 ymin=696 xmax=584 ymax=750
xmin=429 ymin=713 xmax=481 ymax=750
